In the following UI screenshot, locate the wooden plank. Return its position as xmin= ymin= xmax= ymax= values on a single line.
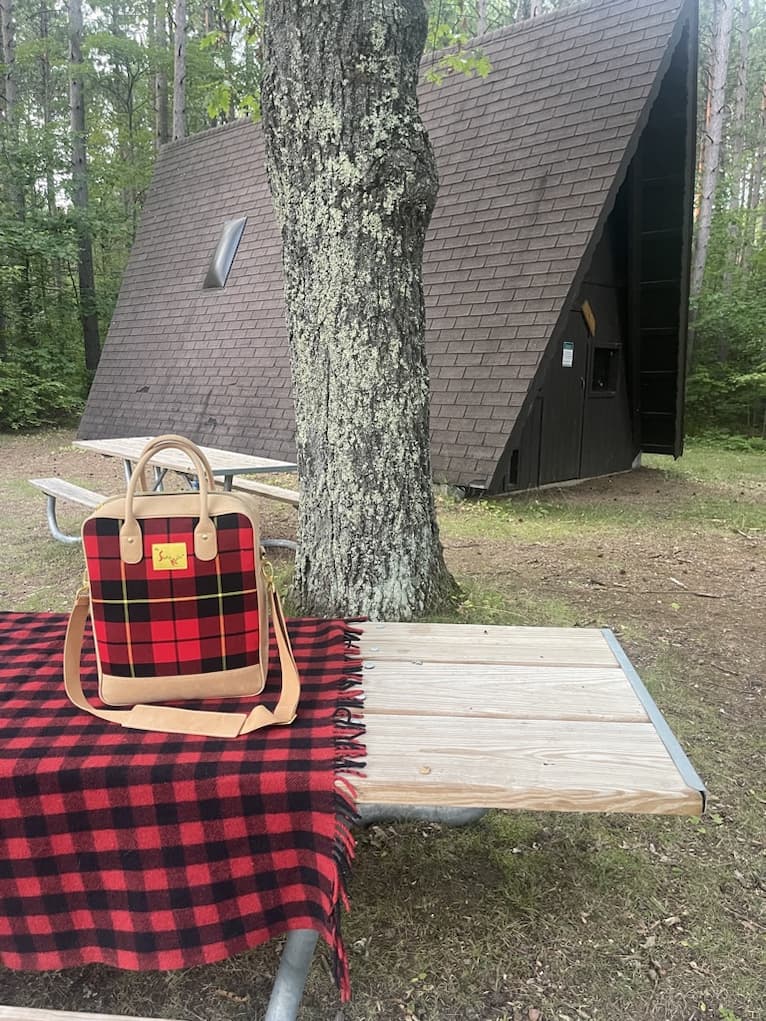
xmin=360 ymin=622 xmax=618 ymax=668
xmin=0 ymin=1010 xmax=186 ymax=1021
xmin=361 ymin=661 xmax=649 ymax=723
xmin=356 ymin=716 xmax=702 ymax=815
xmin=29 ymin=479 xmax=106 ymax=510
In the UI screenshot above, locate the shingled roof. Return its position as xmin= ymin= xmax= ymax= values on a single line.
xmin=79 ymin=0 xmax=695 ymax=488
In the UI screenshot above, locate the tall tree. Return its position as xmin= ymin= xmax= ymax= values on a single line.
xmin=0 ymin=0 xmax=17 ymax=358
xmin=155 ymin=0 xmax=169 ymax=146
xmin=68 ymin=0 xmax=101 ymax=371
xmin=721 ymin=0 xmax=750 ymax=324
xmin=1 ymin=0 xmax=17 ymax=124
xmin=262 ymin=0 xmax=457 ymax=619
xmin=172 ymin=0 xmax=186 ymax=139
xmin=743 ymin=77 xmax=766 ymax=272
xmin=727 ymin=0 xmax=750 ymax=217
xmin=691 ymin=0 xmax=735 ymax=300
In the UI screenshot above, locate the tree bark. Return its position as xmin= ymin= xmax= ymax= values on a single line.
xmin=261 ymin=0 xmax=457 ymax=620
xmin=69 ymin=0 xmax=101 ymax=372
xmin=721 ymin=0 xmax=750 ymax=342
xmin=727 ymin=0 xmax=749 ymax=216
xmin=742 ymin=78 xmax=766 ymax=276
xmin=0 ymin=0 xmax=16 ymax=358
xmin=1 ymin=0 xmax=17 ymax=121
xmin=173 ymin=0 xmax=186 ymax=140
xmin=155 ymin=0 xmax=170 ymax=147
xmin=690 ymin=0 xmax=735 ymax=299
xmin=477 ymin=0 xmax=487 ymax=35
xmin=1 ymin=0 xmax=22 ymax=215
xmin=39 ymin=1 xmax=57 ymax=217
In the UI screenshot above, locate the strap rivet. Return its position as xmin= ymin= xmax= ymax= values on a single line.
xmin=201 ymin=533 xmax=209 ymax=540
xmin=127 ymin=537 xmax=134 ymax=544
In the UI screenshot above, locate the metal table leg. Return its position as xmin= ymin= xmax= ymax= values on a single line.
xmin=259 ymin=807 xmax=485 ymax=1018
xmin=264 ymin=929 xmax=319 ymax=1021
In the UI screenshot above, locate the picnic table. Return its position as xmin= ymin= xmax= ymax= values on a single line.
xmin=0 ymin=615 xmax=705 ymax=1021
xmin=73 ymin=436 xmax=297 ymax=491
xmin=30 ymin=438 xmax=298 ymax=545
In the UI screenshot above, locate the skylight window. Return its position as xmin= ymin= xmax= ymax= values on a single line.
xmin=203 ymin=216 xmax=247 ymax=288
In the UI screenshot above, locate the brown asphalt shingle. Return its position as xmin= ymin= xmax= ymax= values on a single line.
xmin=80 ymin=0 xmax=692 ymax=487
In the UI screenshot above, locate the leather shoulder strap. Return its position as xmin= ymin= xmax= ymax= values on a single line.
xmin=64 ymin=585 xmax=300 ymax=738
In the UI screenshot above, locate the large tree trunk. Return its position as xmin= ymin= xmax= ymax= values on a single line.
xmin=261 ymin=0 xmax=457 ymax=620
xmin=690 ymin=0 xmax=735 ymax=299
xmin=172 ymin=0 xmax=186 ymax=140
xmin=69 ymin=0 xmax=101 ymax=372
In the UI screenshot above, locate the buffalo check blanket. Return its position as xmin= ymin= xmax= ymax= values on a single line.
xmin=0 ymin=612 xmax=365 ymax=1000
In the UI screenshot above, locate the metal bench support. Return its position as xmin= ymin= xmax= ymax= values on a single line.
xmin=44 ymin=494 xmax=82 ymax=545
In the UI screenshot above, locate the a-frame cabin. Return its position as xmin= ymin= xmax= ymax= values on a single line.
xmin=79 ymin=0 xmax=697 ymax=493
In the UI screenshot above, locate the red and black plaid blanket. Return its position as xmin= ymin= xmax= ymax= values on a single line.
xmin=0 ymin=611 xmax=365 ymax=1000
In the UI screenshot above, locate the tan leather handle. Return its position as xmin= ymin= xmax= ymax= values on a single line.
xmin=64 ymin=584 xmax=300 ymax=738
xmin=134 ymin=434 xmax=216 ymax=489
xmin=120 ymin=435 xmax=217 ymax=564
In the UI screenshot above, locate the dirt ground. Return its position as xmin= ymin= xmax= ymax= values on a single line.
xmin=0 ymin=429 xmax=763 ymax=1021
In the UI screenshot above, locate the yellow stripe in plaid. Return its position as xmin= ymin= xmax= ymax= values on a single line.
xmin=216 ymin=545 xmax=227 ymax=671
xmin=91 ymin=588 xmax=259 ymax=606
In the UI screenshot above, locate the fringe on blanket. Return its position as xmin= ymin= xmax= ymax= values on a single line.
xmin=329 ymin=623 xmax=366 ymax=1000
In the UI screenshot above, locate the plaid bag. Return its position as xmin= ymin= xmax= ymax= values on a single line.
xmin=64 ymin=434 xmax=299 ymax=738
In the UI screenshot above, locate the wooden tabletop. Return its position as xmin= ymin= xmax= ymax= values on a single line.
xmin=74 ymin=437 xmax=297 ymax=477
xmin=356 ymin=623 xmax=705 ymax=816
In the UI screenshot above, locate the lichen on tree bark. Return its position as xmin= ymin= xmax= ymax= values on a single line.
xmin=261 ymin=0 xmax=457 ymax=620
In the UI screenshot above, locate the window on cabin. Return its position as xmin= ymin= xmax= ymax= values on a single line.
xmin=203 ymin=217 xmax=247 ymax=288
xmin=590 ymin=345 xmax=619 ymax=395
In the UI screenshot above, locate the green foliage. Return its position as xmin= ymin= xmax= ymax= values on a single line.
xmin=0 ymin=361 xmax=83 ymax=430
xmin=689 ymin=251 xmax=766 ymax=436
xmin=424 ymin=18 xmax=491 ymax=84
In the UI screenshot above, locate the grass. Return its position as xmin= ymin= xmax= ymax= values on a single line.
xmin=0 ymin=432 xmax=763 ymax=1020
xmin=439 ymin=466 xmax=765 ymax=546
xmin=643 ymin=438 xmax=766 ymax=486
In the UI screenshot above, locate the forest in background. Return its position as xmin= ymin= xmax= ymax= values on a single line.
xmin=0 ymin=0 xmax=764 ymax=442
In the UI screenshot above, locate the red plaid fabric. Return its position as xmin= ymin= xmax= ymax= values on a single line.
xmin=0 ymin=612 xmax=365 ymax=999
xmin=82 ymin=512 xmax=261 ymax=678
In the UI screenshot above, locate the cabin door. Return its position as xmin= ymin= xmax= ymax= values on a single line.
xmin=538 ymin=311 xmax=587 ymax=484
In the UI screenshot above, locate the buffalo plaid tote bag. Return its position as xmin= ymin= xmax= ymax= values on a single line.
xmin=64 ymin=434 xmax=299 ymax=738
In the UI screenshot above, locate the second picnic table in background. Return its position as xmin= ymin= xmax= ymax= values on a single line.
xmin=74 ymin=436 xmax=297 ymax=491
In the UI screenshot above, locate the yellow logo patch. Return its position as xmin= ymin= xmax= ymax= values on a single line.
xmin=151 ymin=542 xmax=188 ymax=571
